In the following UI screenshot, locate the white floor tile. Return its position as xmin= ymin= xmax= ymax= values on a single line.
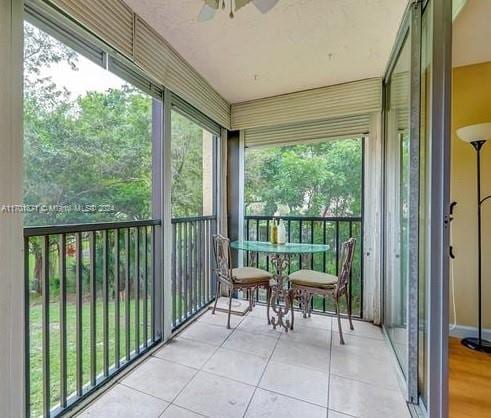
xmin=198 ymin=310 xmax=244 ymax=328
xmin=282 ymin=323 xmax=331 ymax=348
xmin=246 ymin=304 xmax=270 ymax=320
xmin=203 ymin=348 xmax=268 ymax=385
xmin=80 ymin=312 xmax=409 ymax=418
xmin=121 ymin=357 xmax=196 ymax=402
xmin=222 ymin=330 xmax=278 ymax=359
xmin=328 ymin=410 xmax=356 ymax=418
xmin=245 ymin=388 xmax=327 ymax=418
xmin=330 ymin=348 xmax=399 ymax=390
xmin=237 ymin=315 xmax=283 ymax=338
xmin=154 ymin=337 xmax=217 ymax=369
xmin=329 ymin=375 xmax=410 ymax=418
xmin=259 ymin=361 xmax=329 ymax=407
xmin=292 ymin=312 xmax=332 ymax=330
xmin=331 ymin=332 xmax=391 ymax=361
xmin=79 ymin=384 xmax=168 ymax=418
xmin=213 ymin=297 xmax=251 ymax=315
xmin=339 ymin=319 xmax=384 ymax=340
xmin=180 ymin=321 xmax=233 ymax=346
xmin=160 ymin=405 xmax=205 ymax=418
xmin=272 ymin=338 xmax=331 ymax=372
xmin=174 ymin=371 xmax=255 ymax=418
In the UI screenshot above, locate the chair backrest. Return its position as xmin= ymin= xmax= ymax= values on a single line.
xmin=212 ymin=234 xmax=233 ymax=284
xmin=337 ymin=238 xmax=356 ymax=294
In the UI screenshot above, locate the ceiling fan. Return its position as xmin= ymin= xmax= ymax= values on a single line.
xmin=199 ymin=0 xmax=280 ymax=21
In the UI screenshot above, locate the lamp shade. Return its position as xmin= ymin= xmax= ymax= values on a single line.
xmin=456 ymin=122 xmax=491 ymax=143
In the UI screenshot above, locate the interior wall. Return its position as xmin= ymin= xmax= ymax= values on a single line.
xmin=451 ymin=61 xmax=491 ymax=329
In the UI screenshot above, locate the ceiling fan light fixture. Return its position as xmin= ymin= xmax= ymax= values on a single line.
xmin=198 ymin=4 xmax=217 ymax=22
xmin=199 ymin=0 xmax=278 ymax=20
xmin=253 ymin=0 xmax=279 ymax=14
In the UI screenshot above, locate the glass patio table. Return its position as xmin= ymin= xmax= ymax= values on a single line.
xmin=230 ymin=240 xmax=330 ymax=332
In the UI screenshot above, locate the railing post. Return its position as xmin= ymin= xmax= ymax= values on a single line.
xmin=152 ymin=95 xmax=164 ymax=341
xmin=143 ymin=226 xmax=148 ymax=346
xmin=42 ymin=236 xmax=50 ymax=417
xmin=159 ymin=89 xmax=174 ymax=340
xmin=89 ymin=231 xmax=97 ymax=386
xmin=115 ymin=229 xmax=121 ymax=367
xmin=59 ymin=234 xmax=68 ymax=407
xmin=103 ymin=230 xmax=109 ymax=374
xmin=75 ymin=232 xmax=83 ymax=396
xmin=171 ymin=222 xmax=177 ymax=327
xmin=135 ymin=227 xmax=140 ymax=353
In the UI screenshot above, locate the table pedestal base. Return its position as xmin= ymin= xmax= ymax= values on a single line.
xmin=269 ymin=254 xmax=291 ymax=332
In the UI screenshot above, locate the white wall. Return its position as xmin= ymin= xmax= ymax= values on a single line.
xmin=0 ymin=0 xmax=25 ymax=416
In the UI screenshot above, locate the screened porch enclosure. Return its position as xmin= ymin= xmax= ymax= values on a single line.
xmin=24 ymin=163 xmax=368 ymax=417
xmin=16 ymin=1 xmax=423 ymax=418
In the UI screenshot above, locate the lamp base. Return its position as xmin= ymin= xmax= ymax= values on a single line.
xmin=461 ymin=337 xmax=491 ymax=354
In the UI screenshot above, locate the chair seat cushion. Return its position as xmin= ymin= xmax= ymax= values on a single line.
xmin=289 ymin=269 xmax=338 ymax=289
xmin=232 ymin=267 xmax=273 ymax=284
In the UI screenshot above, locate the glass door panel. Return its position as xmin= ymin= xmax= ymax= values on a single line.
xmin=384 ymin=33 xmax=411 ymax=376
xmin=384 ymin=1 xmax=451 ymax=415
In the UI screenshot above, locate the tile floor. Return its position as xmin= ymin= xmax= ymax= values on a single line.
xmin=79 ymin=305 xmax=410 ymax=418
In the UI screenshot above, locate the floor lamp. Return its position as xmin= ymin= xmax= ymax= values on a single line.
xmin=456 ymin=122 xmax=491 ymax=353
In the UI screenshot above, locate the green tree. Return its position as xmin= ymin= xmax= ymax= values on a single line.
xmin=24 ymin=24 xmax=152 ymax=227
xmin=245 ymin=139 xmax=362 ymax=217
xmin=171 ymin=111 xmax=207 ymax=217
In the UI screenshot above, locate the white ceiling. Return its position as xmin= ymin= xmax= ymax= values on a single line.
xmin=453 ymin=0 xmax=491 ymax=68
xmin=124 ymin=0 xmax=407 ymax=103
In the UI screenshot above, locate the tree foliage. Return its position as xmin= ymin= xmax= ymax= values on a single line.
xmin=245 ymin=140 xmax=362 ymax=217
xmin=24 ymin=22 xmax=210 ymax=226
xmin=24 ymin=23 xmax=154 ymax=226
xmin=171 ymin=111 xmax=207 ymax=217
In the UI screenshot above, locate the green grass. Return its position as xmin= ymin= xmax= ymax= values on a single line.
xmin=28 ymin=297 xmax=152 ymax=417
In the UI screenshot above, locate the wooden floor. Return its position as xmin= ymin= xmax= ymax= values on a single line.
xmin=449 ymin=337 xmax=491 ymax=418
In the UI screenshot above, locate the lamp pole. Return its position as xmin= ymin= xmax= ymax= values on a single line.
xmin=462 ymin=139 xmax=491 ymax=353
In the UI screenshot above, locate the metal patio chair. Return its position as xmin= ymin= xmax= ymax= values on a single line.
xmin=289 ymin=238 xmax=356 ymax=344
xmin=212 ymin=234 xmax=272 ymax=329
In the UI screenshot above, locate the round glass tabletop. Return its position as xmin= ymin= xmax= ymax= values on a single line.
xmin=230 ymin=240 xmax=329 ymax=254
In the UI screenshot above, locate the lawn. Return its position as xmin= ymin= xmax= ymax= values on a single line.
xmin=28 ymin=297 xmax=153 ymax=417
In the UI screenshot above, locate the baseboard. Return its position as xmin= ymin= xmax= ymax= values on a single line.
xmin=449 ymin=324 xmax=491 ymax=340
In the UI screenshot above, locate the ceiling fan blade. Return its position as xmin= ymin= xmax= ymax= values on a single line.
xmin=198 ymin=3 xmax=218 ymax=21
xmin=235 ymin=0 xmax=252 ymax=11
xmin=253 ymin=0 xmax=279 ymax=14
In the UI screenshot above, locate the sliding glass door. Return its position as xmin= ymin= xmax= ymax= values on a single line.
xmin=383 ymin=1 xmax=452 ymax=416
xmin=418 ymin=2 xmax=432 ymax=409
xmin=384 ymin=31 xmax=411 ymax=377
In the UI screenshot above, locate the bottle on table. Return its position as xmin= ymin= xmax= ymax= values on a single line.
xmin=271 ymin=220 xmax=278 ymax=244
xmin=277 ymin=219 xmax=286 ymax=245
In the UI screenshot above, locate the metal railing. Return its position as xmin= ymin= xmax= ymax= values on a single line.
xmin=171 ymin=215 xmax=217 ymax=328
xmin=244 ymin=215 xmax=364 ymax=317
xmin=24 ymin=219 xmax=161 ymax=418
